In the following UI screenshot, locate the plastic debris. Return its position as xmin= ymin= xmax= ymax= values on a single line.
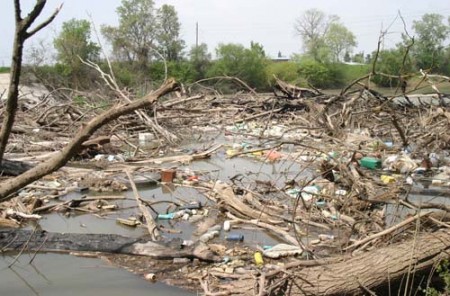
xmin=199 ymin=230 xmax=219 ymax=243
xmin=380 ymin=175 xmax=396 ymax=184
xmin=301 ymin=185 xmax=320 ymax=201
xmin=254 ymin=251 xmax=264 ymax=266
xmin=225 ymin=233 xmax=244 ymax=242
xmin=359 ymin=156 xmax=382 ymax=169
xmin=263 ymin=244 xmax=303 ymax=258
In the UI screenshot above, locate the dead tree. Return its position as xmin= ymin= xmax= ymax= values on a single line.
xmin=203 ymin=230 xmax=450 ymax=295
xmin=0 ymin=0 xmax=61 ymax=164
xmin=0 ymin=78 xmax=179 ymax=201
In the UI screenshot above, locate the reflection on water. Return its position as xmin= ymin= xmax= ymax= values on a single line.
xmin=8 ymin=133 xmax=313 ymax=294
xmin=0 ymin=253 xmax=194 ymax=296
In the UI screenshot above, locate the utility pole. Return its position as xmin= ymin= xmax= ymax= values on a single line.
xmin=195 ymin=22 xmax=199 ymax=48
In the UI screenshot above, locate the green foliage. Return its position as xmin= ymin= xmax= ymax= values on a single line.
xmin=266 ymin=62 xmax=306 ymax=86
xmin=111 ymin=62 xmax=135 ymax=86
xmin=371 ymin=48 xmax=413 ymax=87
xmin=53 ymin=18 xmax=100 ymax=88
xmin=352 ymin=52 xmax=365 ymax=64
xmin=102 ymin=0 xmax=158 ymax=69
xmin=410 ymin=13 xmax=449 ymax=73
xmin=149 ymin=61 xmax=196 ymax=83
xmin=337 ymin=63 xmax=371 ymax=82
xmin=424 ymin=260 xmax=450 ymax=295
xmin=0 ymin=67 xmax=10 ymax=73
xmin=296 ymin=57 xmax=344 ymax=88
xmin=102 ymin=0 xmax=187 ymax=87
xmin=324 ymin=22 xmax=357 ymax=62
xmin=294 ymin=9 xmax=356 ymax=63
xmin=189 ymin=43 xmax=212 ymax=81
xmin=156 ymin=4 xmax=185 ymax=61
xmin=207 ymin=42 xmax=269 ymax=90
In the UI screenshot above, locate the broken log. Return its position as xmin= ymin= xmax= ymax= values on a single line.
xmin=0 ymin=229 xmax=220 ymax=262
xmin=0 ymin=159 xmax=33 ymax=176
xmin=212 ymin=181 xmax=283 ymax=225
xmin=273 ymin=76 xmax=322 ymax=99
xmin=0 ymin=78 xmax=179 ymax=201
xmin=215 ymin=230 xmax=450 ymax=295
xmin=126 ymin=170 xmax=160 ymax=241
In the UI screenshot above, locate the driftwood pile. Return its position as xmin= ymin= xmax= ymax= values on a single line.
xmin=1 ymin=76 xmax=450 ymax=295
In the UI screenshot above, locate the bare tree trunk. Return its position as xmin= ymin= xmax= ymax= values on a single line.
xmin=0 ymin=0 xmax=61 ymax=164
xmin=250 ymin=230 xmax=450 ymax=295
xmin=203 ymin=230 xmax=450 ymax=295
xmin=0 ymin=79 xmax=178 ymax=201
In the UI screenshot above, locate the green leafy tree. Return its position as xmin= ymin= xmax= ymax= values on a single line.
xmin=267 ymin=62 xmax=304 ymax=86
xmin=409 ymin=13 xmax=449 ymax=72
xmin=352 ymin=52 xmax=365 ymax=64
xmin=294 ymin=9 xmax=338 ymax=61
xmin=324 ymin=22 xmax=357 ymax=62
xmin=102 ymin=0 xmax=158 ymax=70
xmin=53 ymin=18 xmax=100 ymax=87
xmin=293 ymin=55 xmax=343 ymax=88
xmin=189 ymin=43 xmax=211 ymax=81
xmin=208 ymin=42 xmax=269 ymax=90
xmin=343 ymin=51 xmax=351 ymax=62
xmin=156 ymin=4 xmax=185 ymax=61
xmin=371 ymin=48 xmax=413 ymax=87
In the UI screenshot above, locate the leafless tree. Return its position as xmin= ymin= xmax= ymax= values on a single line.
xmin=294 ymin=9 xmax=338 ymax=59
xmin=0 ymin=0 xmax=62 ymax=164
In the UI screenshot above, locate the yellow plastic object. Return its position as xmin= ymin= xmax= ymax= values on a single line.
xmin=254 ymin=251 xmax=264 ymax=266
xmin=226 ymin=149 xmax=238 ymax=157
xmin=251 ymin=151 xmax=263 ymax=157
xmin=380 ymin=175 xmax=396 ymax=184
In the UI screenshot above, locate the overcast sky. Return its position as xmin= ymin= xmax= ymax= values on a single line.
xmin=1 ymin=0 xmax=450 ymax=66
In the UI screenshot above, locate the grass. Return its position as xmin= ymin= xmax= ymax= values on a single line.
xmin=0 ymin=67 xmax=10 ymax=74
xmin=324 ymin=64 xmax=450 ymax=96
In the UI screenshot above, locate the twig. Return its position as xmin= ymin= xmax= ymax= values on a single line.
xmin=125 ymin=170 xmax=160 ymax=240
xmin=29 ymin=234 xmax=48 ymax=264
xmin=345 ymin=212 xmax=430 ymax=251
xmin=8 ymin=227 xmax=37 ymax=268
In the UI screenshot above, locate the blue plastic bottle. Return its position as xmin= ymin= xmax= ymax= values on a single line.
xmin=226 ymin=234 xmax=244 ymax=242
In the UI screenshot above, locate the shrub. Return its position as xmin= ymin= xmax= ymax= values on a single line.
xmin=296 ymin=58 xmax=345 ymax=88
xmin=267 ymin=62 xmax=307 ymax=86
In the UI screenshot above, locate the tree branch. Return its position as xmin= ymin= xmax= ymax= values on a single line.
xmin=0 ymin=79 xmax=179 ymax=201
xmin=26 ymin=3 xmax=63 ymax=39
xmin=14 ymin=0 xmax=22 ymax=23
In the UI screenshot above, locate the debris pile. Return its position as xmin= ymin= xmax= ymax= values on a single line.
xmin=1 ymin=77 xmax=450 ymax=294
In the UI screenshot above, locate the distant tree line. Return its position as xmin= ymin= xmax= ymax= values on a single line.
xmin=25 ymin=0 xmax=450 ymax=92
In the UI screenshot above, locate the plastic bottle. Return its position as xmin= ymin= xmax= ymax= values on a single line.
xmin=172 ymin=210 xmax=187 ymax=219
xmin=208 ymin=225 xmax=222 ymax=232
xmin=226 ymin=234 xmax=244 ymax=242
xmin=318 ymin=234 xmax=334 ymax=241
xmin=301 ymin=186 xmax=320 ymax=201
xmin=254 ymin=252 xmax=264 ymax=266
xmin=179 ymin=202 xmax=202 ymax=210
xmin=223 ymin=220 xmax=231 ymax=231
xmin=157 ymin=213 xmax=175 ymax=220
xmin=182 ymin=240 xmax=194 ymax=247
xmin=144 ymin=273 xmax=156 ymax=281
xmin=199 ymin=230 xmax=219 ymax=243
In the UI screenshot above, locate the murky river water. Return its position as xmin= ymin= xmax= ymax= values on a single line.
xmin=3 ymin=128 xmax=446 ymax=295
xmin=0 ymin=253 xmax=194 ymax=295
xmin=1 ymin=132 xmax=305 ymax=295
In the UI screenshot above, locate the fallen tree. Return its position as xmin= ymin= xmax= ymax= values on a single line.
xmin=202 ymin=230 xmax=450 ymax=295
xmin=0 ymin=229 xmax=220 ymax=262
xmin=0 ymin=78 xmax=179 ymax=201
